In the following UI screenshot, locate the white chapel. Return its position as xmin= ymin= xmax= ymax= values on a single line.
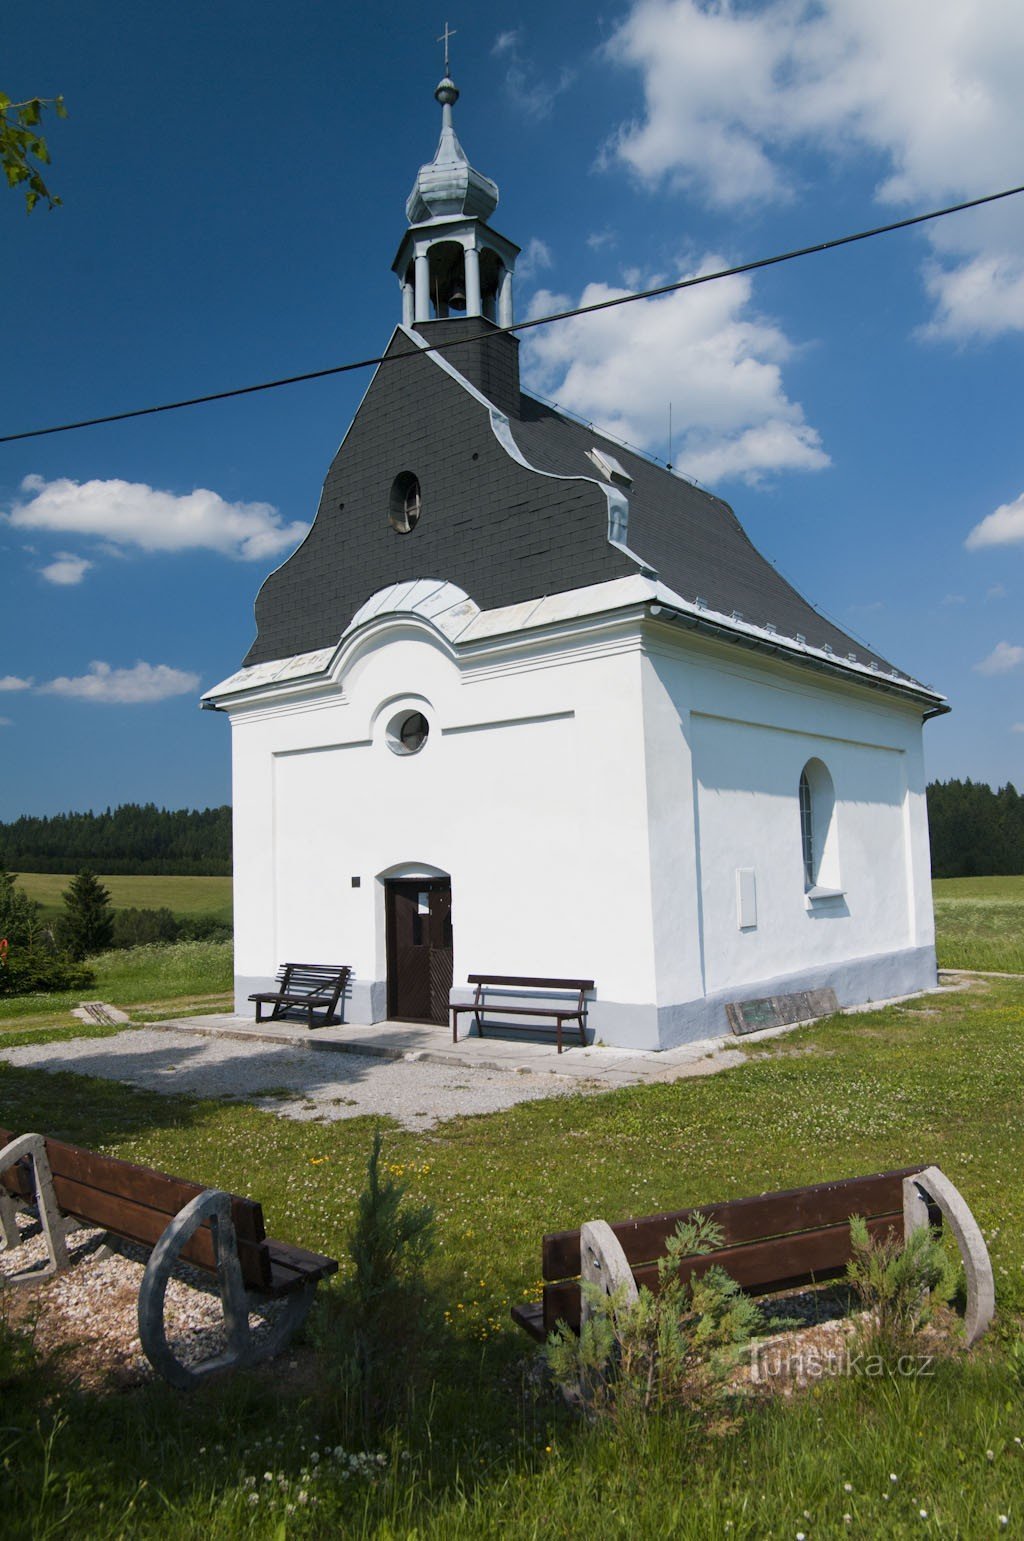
xmin=203 ymin=66 xmax=946 ymax=1050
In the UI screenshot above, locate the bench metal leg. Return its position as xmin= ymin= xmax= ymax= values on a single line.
xmin=0 ymin=1133 xmax=69 ymax=1284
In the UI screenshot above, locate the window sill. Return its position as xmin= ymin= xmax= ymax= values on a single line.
xmin=805 ymin=886 xmax=846 ymax=907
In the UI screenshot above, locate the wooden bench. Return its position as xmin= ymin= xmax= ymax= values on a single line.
xmin=0 ymin=1125 xmax=338 ymax=1389
xmin=249 ymin=962 xmax=351 ymax=1028
xmin=451 ymin=975 xmax=595 ymax=1054
xmin=512 ymin=1165 xmax=995 ymax=1348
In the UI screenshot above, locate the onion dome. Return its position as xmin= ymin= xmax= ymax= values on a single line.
xmin=405 ymin=75 xmax=499 ymax=225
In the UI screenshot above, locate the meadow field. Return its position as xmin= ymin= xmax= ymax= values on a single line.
xmin=933 ymin=873 xmax=1024 ymax=973
xmin=17 ymin=872 xmax=233 ymax=925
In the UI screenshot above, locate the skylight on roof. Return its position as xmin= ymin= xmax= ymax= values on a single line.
xmin=586 ymin=447 xmax=633 ymax=489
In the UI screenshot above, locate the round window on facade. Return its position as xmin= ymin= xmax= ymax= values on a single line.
xmin=389 ymin=471 xmax=422 ymax=534
xmin=386 ymin=709 xmax=430 ymax=756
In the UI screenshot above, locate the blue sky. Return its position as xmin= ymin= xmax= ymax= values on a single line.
xmin=3 ymin=0 xmax=1022 ymax=817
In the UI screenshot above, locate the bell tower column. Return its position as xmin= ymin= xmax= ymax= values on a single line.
xmin=464 ymin=246 xmax=482 ymax=317
xmin=498 ymin=266 xmax=514 ymax=328
xmin=414 ymin=251 xmax=430 ymax=323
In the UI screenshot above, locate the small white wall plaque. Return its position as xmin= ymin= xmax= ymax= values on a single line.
xmin=736 ymin=867 xmax=757 ymax=930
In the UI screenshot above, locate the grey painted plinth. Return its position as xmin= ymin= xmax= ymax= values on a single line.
xmin=903 ymin=1166 xmax=995 ymax=1347
xmin=138 ymin=1188 xmax=317 ymax=1391
xmin=0 ymin=1132 xmax=69 ymax=1283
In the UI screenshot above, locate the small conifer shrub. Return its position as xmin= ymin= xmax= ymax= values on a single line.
xmin=58 ymin=868 xmax=114 ymax=960
xmin=546 ymin=1214 xmax=764 ymax=1418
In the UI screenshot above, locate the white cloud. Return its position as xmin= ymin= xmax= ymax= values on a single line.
xmin=1013 ymin=723 xmax=1024 ymax=733
xmin=518 ymin=237 xmax=553 ymax=280
xmin=491 ymin=29 xmax=519 ymax=57
xmin=39 ymin=551 xmax=93 ymax=586
xmin=7 ymin=475 xmax=309 ymax=562
xmin=492 ymin=29 xmax=574 ymax=119
xmin=0 ymin=718 xmax=12 ymax=727
xmin=941 ymin=593 xmax=966 ymax=606
xmin=988 ymin=584 xmax=1008 ymax=600
xmin=975 ymin=641 xmax=1024 ymax=676
xmin=39 ymin=660 xmax=200 ymax=704
xmin=587 ymin=230 xmax=618 ymax=251
xmin=966 ymin=492 xmax=1024 ymax=550
xmin=522 ymin=260 xmax=828 ymax=484
xmin=605 ymin=0 xmax=1024 ymax=339
xmin=0 ymin=676 xmax=31 ymax=692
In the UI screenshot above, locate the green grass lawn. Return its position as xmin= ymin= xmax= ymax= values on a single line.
xmin=3 ymin=963 xmax=1024 ymax=1535
xmin=0 ymin=940 xmax=232 ymax=1041
xmin=17 ymin=872 xmax=233 ymax=924
xmin=933 ymin=874 xmax=1024 ymax=972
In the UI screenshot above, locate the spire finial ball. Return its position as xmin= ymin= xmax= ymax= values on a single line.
xmin=435 ymin=76 xmax=459 ymax=107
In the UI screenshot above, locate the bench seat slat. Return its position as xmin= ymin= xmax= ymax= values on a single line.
xmin=541 ymin=1167 xmax=925 ymax=1279
xmin=265 ymin=1240 xmax=339 ymax=1295
xmin=542 ymin=1211 xmax=904 ymax=1335
xmin=511 ymin=1301 xmax=546 ymax=1343
xmin=251 ymin=990 xmax=336 ymax=1006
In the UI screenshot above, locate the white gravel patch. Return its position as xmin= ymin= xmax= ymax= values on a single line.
xmin=0 ymin=1028 xmax=581 ymax=1131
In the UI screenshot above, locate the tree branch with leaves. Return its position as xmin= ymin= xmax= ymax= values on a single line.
xmin=0 ymin=93 xmax=67 ymax=212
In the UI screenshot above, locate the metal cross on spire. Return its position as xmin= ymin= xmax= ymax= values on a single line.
xmin=437 ymin=21 xmax=457 ymax=76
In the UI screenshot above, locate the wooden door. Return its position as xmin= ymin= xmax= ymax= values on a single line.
xmin=385 ymin=879 xmax=453 ymax=1024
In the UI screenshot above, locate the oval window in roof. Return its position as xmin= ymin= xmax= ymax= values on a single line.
xmin=389 ymin=472 xmax=422 ymax=534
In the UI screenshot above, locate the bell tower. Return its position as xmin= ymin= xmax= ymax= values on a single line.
xmin=392 ymin=49 xmax=519 ymax=329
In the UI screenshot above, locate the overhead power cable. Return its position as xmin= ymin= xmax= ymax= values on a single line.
xmin=2 ymin=180 xmax=1023 ymax=446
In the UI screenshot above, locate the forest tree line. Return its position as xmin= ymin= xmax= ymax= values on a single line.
xmin=0 ymin=803 xmax=231 ymax=875
xmin=0 ymin=785 xmax=1020 ymax=879
xmin=926 ymin=780 xmax=1024 ymax=878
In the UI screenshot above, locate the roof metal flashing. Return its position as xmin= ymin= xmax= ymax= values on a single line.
xmin=400 ymin=324 xmax=658 ymax=580
xmin=647 ymin=597 xmax=948 ymax=714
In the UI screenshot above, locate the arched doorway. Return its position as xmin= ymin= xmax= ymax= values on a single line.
xmin=384 ymin=876 xmax=453 ymax=1024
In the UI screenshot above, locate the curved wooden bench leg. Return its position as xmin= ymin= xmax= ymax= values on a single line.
xmin=579 ymin=1219 xmax=639 ymax=1328
xmin=138 ymin=1189 xmax=254 ymax=1389
xmin=903 ymin=1166 xmax=995 ymax=1346
xmin=0 ymin=1133 xmax=68 ymax=1283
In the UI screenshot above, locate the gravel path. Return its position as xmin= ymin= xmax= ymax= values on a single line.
xmin=0 ymin=1027 xmax=582 ymax=1130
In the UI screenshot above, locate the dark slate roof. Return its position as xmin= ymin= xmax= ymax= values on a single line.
xmin=509 ymin=395 xmax=908 ymax=680
xmin=243 ymin=319 xmax=930 ymax=698
xmin=243 ymin=329 xmax=633 ymax=666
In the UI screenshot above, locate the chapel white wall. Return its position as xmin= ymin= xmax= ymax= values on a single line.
xmin=227 ymin=616 xmax=659 ymax=1028
xmin=641 ymin=629 xmax=937 ymax=1037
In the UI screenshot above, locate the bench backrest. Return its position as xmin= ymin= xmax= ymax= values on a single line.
xmin=540 ymin=1166 xmax=931 ymax=1335
xmin=468 ymin=975 xmax=595 ymax=1011
xmin=276 ymin=963 xmax=350 ymax=998
xmin=0 ymin=1126 xmax=272 ymax=1291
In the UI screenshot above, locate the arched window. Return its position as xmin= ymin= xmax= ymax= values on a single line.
xmin=799 ymin=768 xmax=815 ymax=888
xmin=799 ymin=758 xmax=841 ymax=895
xmin=388 ymin=472 xmax=422 ymax=534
